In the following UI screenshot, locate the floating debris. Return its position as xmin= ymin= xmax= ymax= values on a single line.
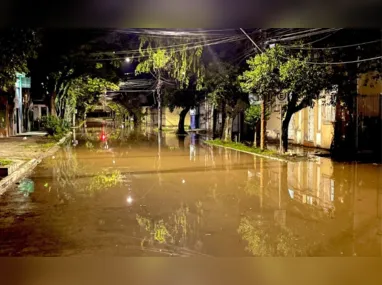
xmin=18 ymin=178 xmax=34 ymax=197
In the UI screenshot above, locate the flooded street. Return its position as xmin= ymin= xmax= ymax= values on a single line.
xmin=1 ymin=122 xmax=382 ymax=257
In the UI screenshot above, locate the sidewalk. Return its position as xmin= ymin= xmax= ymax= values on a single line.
xmin=0 ymin=133 xmax=71 ymax=193
xmin=0 ymin=135 xmax=54 ymax=161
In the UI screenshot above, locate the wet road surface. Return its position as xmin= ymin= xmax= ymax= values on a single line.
xmin=1 ymin=122 xmax=382 ymax=256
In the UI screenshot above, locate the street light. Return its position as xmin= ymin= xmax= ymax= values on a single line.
xmin=125 ymin=57 xmax=131 ymax=63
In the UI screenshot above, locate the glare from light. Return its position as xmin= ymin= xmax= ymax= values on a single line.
xmin=112 ymin=160 xmax=116 ymax=164
xmin=126 ymin=196 xmax=133 ymax=204
xmin=125 ymin=57 xmax=131 ymax=63
xmin=182 ymin=179 xmax=186 ymax=184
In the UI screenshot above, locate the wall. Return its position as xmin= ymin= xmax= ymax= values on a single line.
xmin=147 ymin=107 xmax=190 ymax=128
xmin=267 ymin=93 xmax=336 ymax=150
xmin=163 ymin=107 xmax=190 ymax=128
xmin=358 ymin=71 xmax=382 ymax=96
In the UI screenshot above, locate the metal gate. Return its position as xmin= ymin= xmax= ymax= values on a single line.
xmin=357 ymin=95 xmax=381 ymax=152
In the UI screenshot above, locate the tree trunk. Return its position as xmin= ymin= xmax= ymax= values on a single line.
xmin=133 ymin=113 xmax=141 ymax=129
xmin=5 ymin=100 xmax=9 ymax=137
xmin=176 ymin=106 xmax=190 ymax=135
xmin=281 ymin=110 xmax=293 ymax=153
xmin=260 ymin=95 xmax=266 ymax=150
xmin=50 ymin=92 xmax=57 ymax=116
xmin=212 ymin=108 xmax=217 ymax=138
xmin=223 ymin=115 xmax=233 ymax=141
xmin=220 ymin=103 xmax=227 ymax=139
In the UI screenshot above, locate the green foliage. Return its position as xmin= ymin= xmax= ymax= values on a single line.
xmin=135 ymin=36 xmax=205 ymax=90
xmin=205 ymin=139 xmax=305 ymax=162
xmin=279 ymin=50 xmax=331 ymax=109
xmin=238 ymin=217 xmax=306 ymax=257
xmin=239 ymin=46 xmax=283 ymax=98
xmin=204 ymin=61 xmax=248 ymax=115
xmin=0 ymin=159 xmax=12 ymax=166
xmin=136 ymin=204 xmax=194 ymax=248
xmin=69 ymin=76 xmax=120 ymax=118
xmin=41 ymin=115 xmax=70 ymax=139
xmin=29 ymin=29 xmax=123 ymax=117
xmin=107 ymin=101 xmax=129 ymax=121
xmin=0 ymin=28 xmax=40 ymax=91
xmin=86 ymin=170 xmax=122 ymax=193
xmin=240 ymin=45 xmax=330 ymax=112
xmin=244 ymin=105 xmax=269 ymax=129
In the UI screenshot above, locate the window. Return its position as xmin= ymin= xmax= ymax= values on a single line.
xmin=322 ymin=93 xmax=336 ymax=123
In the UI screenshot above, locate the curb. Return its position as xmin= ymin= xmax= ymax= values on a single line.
xmin=0 ymin=132 xmax=72 ymax=195
xmin=202 ymin=141 xmax=291 ymax=163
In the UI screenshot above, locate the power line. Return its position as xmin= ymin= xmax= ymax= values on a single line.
xmin=280 ymin=54 xmax=382 ymax=65
xmin=89 ymin=35 xmax=247 ymax=61
xmin=239 ymin=28 xmax=263 ymax=53
xmin=282 ymin=39 xmax=382 ymax=50
xmin=92 ymin=34 xmax=237 ymax=56
xmin=267 ymin=28 xmax=342 ymax=43
xmin=272 ymin=28 xmax=323 ymax=39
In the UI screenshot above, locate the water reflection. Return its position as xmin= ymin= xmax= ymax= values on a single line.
xmin=136 ymin=202 xmax=205 ymax=256
xmin=17 ymin=178 xmax=34 ymax=197
xmin=1 ymin=123 xmax=382 ymax=256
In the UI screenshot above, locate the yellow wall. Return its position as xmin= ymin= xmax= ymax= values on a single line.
xmin=358 ymin=71 xmax=382 ymax=96
xmin=267 ymin=96 xmax=335 ymax=150
xmin=164 ymin=107 xmax=190 ymax=128
xmin=146 ymin=107 xmax=191 ymax=128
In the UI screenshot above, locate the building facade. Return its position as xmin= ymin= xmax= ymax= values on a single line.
xmin=267 ymin=91 xmax=336 ymax=150
xmin=268 ymin=72 xmax=382 ymax=153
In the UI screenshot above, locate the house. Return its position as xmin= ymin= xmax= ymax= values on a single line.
xmin=267 ymin=90 xmax=336 ymax=150
xmin=267 ymin=72 xmax=382 ymax=154
xmin=0 ymin=73 xmax=31 ymax=137
xmin=30 ymin=100 xmax=49 ymax=131
xmin=146 ymin=107 xmax=191 ymax=129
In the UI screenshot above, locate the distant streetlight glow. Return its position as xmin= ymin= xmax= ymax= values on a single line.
xmin=126 ymin=196 xmax=133 ymax=204
xmin=125 ymin=57 xmax=131 ymax=63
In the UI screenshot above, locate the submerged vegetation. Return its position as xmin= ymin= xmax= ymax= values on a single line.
xmin=86 ymin=170 xmax=122 ymax=193
xmin=0 ymin=159 xmax=12 ymax=166
xmin=204 ymin=139 xmax=307 ymax=162
xmin=238 ymin=216 xmax=307 ymax=257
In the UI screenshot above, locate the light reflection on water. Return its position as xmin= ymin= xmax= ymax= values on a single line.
xmin=0 ymin=123 xmax=381 ymax=257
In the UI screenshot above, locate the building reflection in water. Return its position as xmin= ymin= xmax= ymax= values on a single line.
xmin=242 ymin=154 xmax=382 ymax=256
xmin=190 ymin=133 xmax=196 ymax=161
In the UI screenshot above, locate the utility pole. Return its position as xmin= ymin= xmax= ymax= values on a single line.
xmin=260 ymin=94 xmax=266 ymax=150
xmin=239 ymin=28 xmax=267 ymax=150
xmin=156 ymin=77 xmax=163 ymax=131
xmin=261 ymin=29 xmax=267 ymax=151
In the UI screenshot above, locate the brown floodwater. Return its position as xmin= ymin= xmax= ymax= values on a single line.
xmin=1 ymin=122 xmax=382 ymax=257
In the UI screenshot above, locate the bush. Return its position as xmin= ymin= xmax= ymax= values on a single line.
xmin=41 ymin=116 xmax=70 ymax=139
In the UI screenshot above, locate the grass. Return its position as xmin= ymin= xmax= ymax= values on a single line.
xmin=204 ymin=139 xmax=305 ymax=162
xmin=24 ymin=141 xmax=57 ymax=150
xmin=0 ymin=159 xmax=13 ymax=166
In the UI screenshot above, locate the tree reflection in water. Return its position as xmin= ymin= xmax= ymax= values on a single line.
xmin=238 ymin=216 xmax=307 ymax=257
